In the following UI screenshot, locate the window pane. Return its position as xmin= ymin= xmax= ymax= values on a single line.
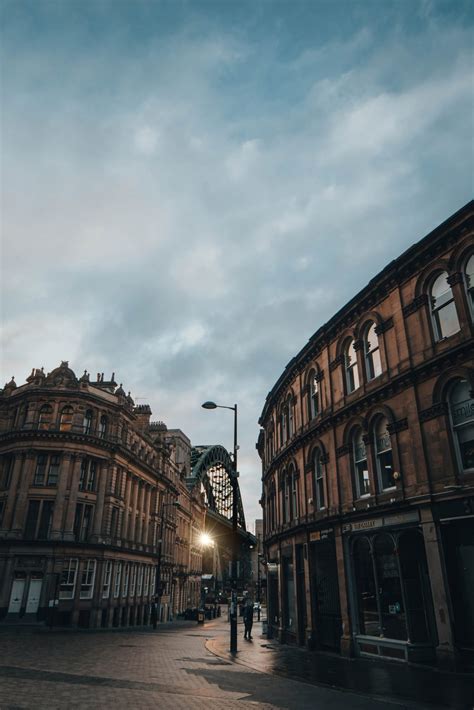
xmin=457 ymin=425 xmax=474 ymax=470
xmin=24 ymin=500 xmax=40 ymax=538
xmin=374 ymin=535 xmax=407 ymax=641
xmin=353 ymin=538 xmax=379 ymax=636
xmin=59 ymin=407 xmax=73 ymax=431
xmin=37 ymin=501 xmax=54 ymax=539
xmin=47 ymin=455 xmax=61 ymax=486
xmin=437 ymin=300 xmax=460 ymax=338
xmin=34 ymin=455 xmax=47 ymax=485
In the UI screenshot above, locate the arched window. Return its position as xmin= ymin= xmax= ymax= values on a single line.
xmin=374 ymin=418 xmax=394 ymax=490
xmin=353 ymin=429 xmax=370 ymax=497
xmin=288 ymin=395 xmax=294 ymax=438
xmin=59 ymin=406 xmax=74 ymax=432
xmin=344 ymin=340 xmax=359 ymax=394
xmin=308 ymin=370 xmax=320 ymax=420
xmin=99 ymin=414 xmax=108 ymax=439
xmin=313 ymin=449 xmax=325 ymax=510
xmin=449 ymin=379 xmax=474 ymax=472
xmin=364 ymin=323 xmax=382 ymax=381
xmin=280 ymin=407 xmax=287 ymax=446
xmin=83 ymin=410 xmax=93 ymax=435
xmin=290 ymin=468 xmax=298 ymax=520
xmin=430 ymin=271 xmax=460 ymax=340
xmin=38 ymin=404 xmax=53 ymax=430
xmin=464 ymin=254 xmax=474 ymax=318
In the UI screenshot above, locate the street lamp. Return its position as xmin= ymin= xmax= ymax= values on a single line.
xmin=202 ymin=400 xmax=239 ymax=654
xmin=155 ymin=499 xmax=179 ymax=625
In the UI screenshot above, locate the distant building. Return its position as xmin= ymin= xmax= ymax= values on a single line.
xmin=257 ymin=202 xmax=474 ymax=668
xmin=0 ymin=363 xmax=205 ymax=627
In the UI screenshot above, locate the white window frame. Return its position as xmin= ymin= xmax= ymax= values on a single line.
xmin=137 ymin=565 xmax=144 ymax=597
xmin=449 ymin=379 xmax=474 ymax=473
xmin=430 ymin=271 xmax=460 ymax=341
xmin=122 ymin=563 xmax=129 ymax=597
xmin=364 ymin=323 xmax=382 ymax=381
xmin=113 ymin=562 xmax=122 ymax=598
xmin=59 ymin=558 xmax=78 ymax=599
xmin=143 ymin=566 xmax=149 ymax=596
xmin=80 ymin=559 xmax=96 ymax=599
xmin=374 ymin=419 xmax=395 ymax=491
xmin=314 ymin=451 xmax=325 ymax=511
xmin=102 ymin=560 xmax=112 ymax=599
xmin=345 ymin=340 xmax=360 ymax=394
xmin=353 ymin=432 xmax=370 ymax=498
xmin=130 ymin=564 xmax=136 ymax=597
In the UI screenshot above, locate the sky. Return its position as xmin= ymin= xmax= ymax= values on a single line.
xmin=1 ymin=0 xmax=473 ymax=531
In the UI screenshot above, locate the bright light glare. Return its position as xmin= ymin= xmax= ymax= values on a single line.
xmin=199 ymin=532 xmax=214 ymax=547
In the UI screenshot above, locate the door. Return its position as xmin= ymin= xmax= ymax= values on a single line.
xmin=311 ymin=539 xmax=342 ymax=651
xmin=25 ymin=578 xmax=43 ymax=614
xmin=8 ymin=579 xmax=25 ymax=614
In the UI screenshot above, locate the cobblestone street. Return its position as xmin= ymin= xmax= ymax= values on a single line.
xmin=0 ymin=617 xmax=463 ymax=710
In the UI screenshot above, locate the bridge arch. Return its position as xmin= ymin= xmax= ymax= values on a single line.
xmin=188 ymin=445 xmax=246 ymax=531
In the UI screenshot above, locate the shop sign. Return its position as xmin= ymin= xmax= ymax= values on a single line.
xmin=310 ymin=528 xmax=334 ymax=542
xmin=266 ymin=563 xmax=279 ymax=573
xmin=344 ymin=511 xmax=420 ymax=534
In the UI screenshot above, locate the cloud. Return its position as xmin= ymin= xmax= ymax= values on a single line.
xmin=1 ymin=0 xmax=473 ymax=528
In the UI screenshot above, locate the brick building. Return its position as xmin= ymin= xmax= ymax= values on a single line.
xmin=257 ymin=202 xmax=473 ymax=668
xmin=0 ymin=363 xmax=205 ymax=628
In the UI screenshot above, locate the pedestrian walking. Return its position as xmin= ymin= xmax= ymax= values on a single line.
xmin=243 ymin=600 xmax=254 ymax=640
xmin=150 ymin=598 xmax=158 ymax=630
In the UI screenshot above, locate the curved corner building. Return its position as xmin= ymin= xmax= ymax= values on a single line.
xmin=257 ymin=201 xmax=473 ymax=668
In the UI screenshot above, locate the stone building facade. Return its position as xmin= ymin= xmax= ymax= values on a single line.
xmin=0 ymin=363 xmax=205 ymax=628
xmin=257 ymin=201 xmax=474 ymax=668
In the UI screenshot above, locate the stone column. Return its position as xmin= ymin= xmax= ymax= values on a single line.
xmin=91 ymin=460 xmax=109 ymax=541
xmin=421 ymin=508 xmax=456 ymax=669
xmin=10 ymin=451 xmax=36 ymax=538
xmin=0 ymin=454 xmax=25 ymax=535
xmin=50 ymin=453 xmax=75 ymax=540
xmin=63 ymin=455 xmax=84 ymax=541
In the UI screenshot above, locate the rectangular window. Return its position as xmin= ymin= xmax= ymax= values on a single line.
xmin=79 ymin=459 xmax=97 ymax=492
xmin=143 ymin=566 xmax=149 ymax=596
xmin=34 ymin=455 xmax=48 ymax=485
xmin=137 ymin=565 xmax=143 ymax=597
xmin=110 ymin=507 xmax=118 ymax=538
xmin=47 ymin=455 xmax=61 ymax=486
xmin=74 ymin=503 xmax=94 ymax=542
xmin=122 ymin=563 xmax=129 ymax=597
xmin=130 ymin=564 xmax=137 ymax=596
xmin=59 ymin=558 xmax=78 ymax=599
xmin=24 ymin=500 xmax=40 ymax=538
xmin=80 ymin=559 xmax=96 ymax=599
xmin=1 ymin=456 xmax=14 ymax=489
xmin=113 ymin=562 xmax=122 ymax=598
xmin=150 ymin=568 xmax=155 ymax=597
xmin=102 ymin=560 xmax=112 ymax=599
xmin=37 ymin=500 xmax=54 ymax=539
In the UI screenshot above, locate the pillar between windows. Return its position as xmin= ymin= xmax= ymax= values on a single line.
xmin=0 ymin=453 xmax=25 ymax=535
xmin=91 ymin=460 xmax=109 ymax=541
xmin=50 ymin=452 xmax=74 ymax=540
xmin=63 ymin=455 xmax=84 ymax=541
xmin=9 ymin=451 xmax=36 ymax=538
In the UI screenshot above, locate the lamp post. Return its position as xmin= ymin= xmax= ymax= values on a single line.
xmin=202 ymin=400 xmax=239 ymax=654
xmin=155 ymin=499 xmax=178 ymax=625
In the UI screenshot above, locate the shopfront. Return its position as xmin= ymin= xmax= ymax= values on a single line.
xmin=436 ymin=497 xmax=474 ymax=663
xmin=346 ymin=512 xmax=436 ymax=662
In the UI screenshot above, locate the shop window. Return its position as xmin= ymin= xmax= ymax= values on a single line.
xmin=313 ymin=449 xmax=325 ymax=510
xmin=449 ymin=379 xmax=474 ymax=472
xmin=59 ymin=406 xmax=74 ymax=432
xmin=73 ymin=503 xmax=93 ymax=542
xmin=398 ymin=531 xmax=432 ymax=643
xmin=430 ymin=271 xmax=460 ymax=340
xmin=38 ymin=404 xmax=53 ymax=430
xmin=464 ymin=254 xmax=474 ymax=319
xmin=352 ymin=429 xmax=370 ymax=497
xmin=83 ymin=409 xmax=93 ymax=435
xmin=364 ymin=322 xmax=382 ymax=381
xmin=102 ymin=561 xmax=112 ymax=599
xmin=80 ymin=560 xmax=96 ymax=599
xmin=113 ymin=562 xmax=122 ymax=598
xmin=59 ymin=558 xmax=78 ymax=599
xmin=353 ymin=537 xmax=379 ymax=636
xmin=79 ymin=459 xmax=97 ymax=491
xmin=344 ymin=340 xmax=360 ymax=394
xmin=374 ymin=534 xmax=407 ymax=641
xmin=374 ymin=419 xmax=394 ymax=491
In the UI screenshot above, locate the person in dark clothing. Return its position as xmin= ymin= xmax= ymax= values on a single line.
xmin=150 ymin=599 xmax=158 ymax=630
xmin=243 ymin=601 xmax=254 ymax=640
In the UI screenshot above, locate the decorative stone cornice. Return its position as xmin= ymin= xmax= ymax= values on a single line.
xmin=330 ymin=355 xmax=345 ymax=372
xmin=447 ymin=272 xmax=464 ymax=286
xmin=353 ymin=339 xmax=364 ymax=352
xmin=375 ymin=317 xmax=394 ymax=335
xmin=419 ymin=402 xmax=449 ymax=422
xmin=402 ymin=294 xmax=429 ymax=318
xmin=387 ymin=417 xmax=408 ymax=434
xmin=315 ymin=370 xmax=325 ymax=382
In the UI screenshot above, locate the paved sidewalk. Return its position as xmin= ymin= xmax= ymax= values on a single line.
xmin=0 ymin=617 xmax=447 ymax=710
xmin=206 ymin=617 xmax=474 ymax=710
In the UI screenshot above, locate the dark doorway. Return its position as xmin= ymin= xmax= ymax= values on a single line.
xmin=442 ymin=519 xmax=474 ymax=652
xmin=311 ymin=539 xmax=342 ymax=651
